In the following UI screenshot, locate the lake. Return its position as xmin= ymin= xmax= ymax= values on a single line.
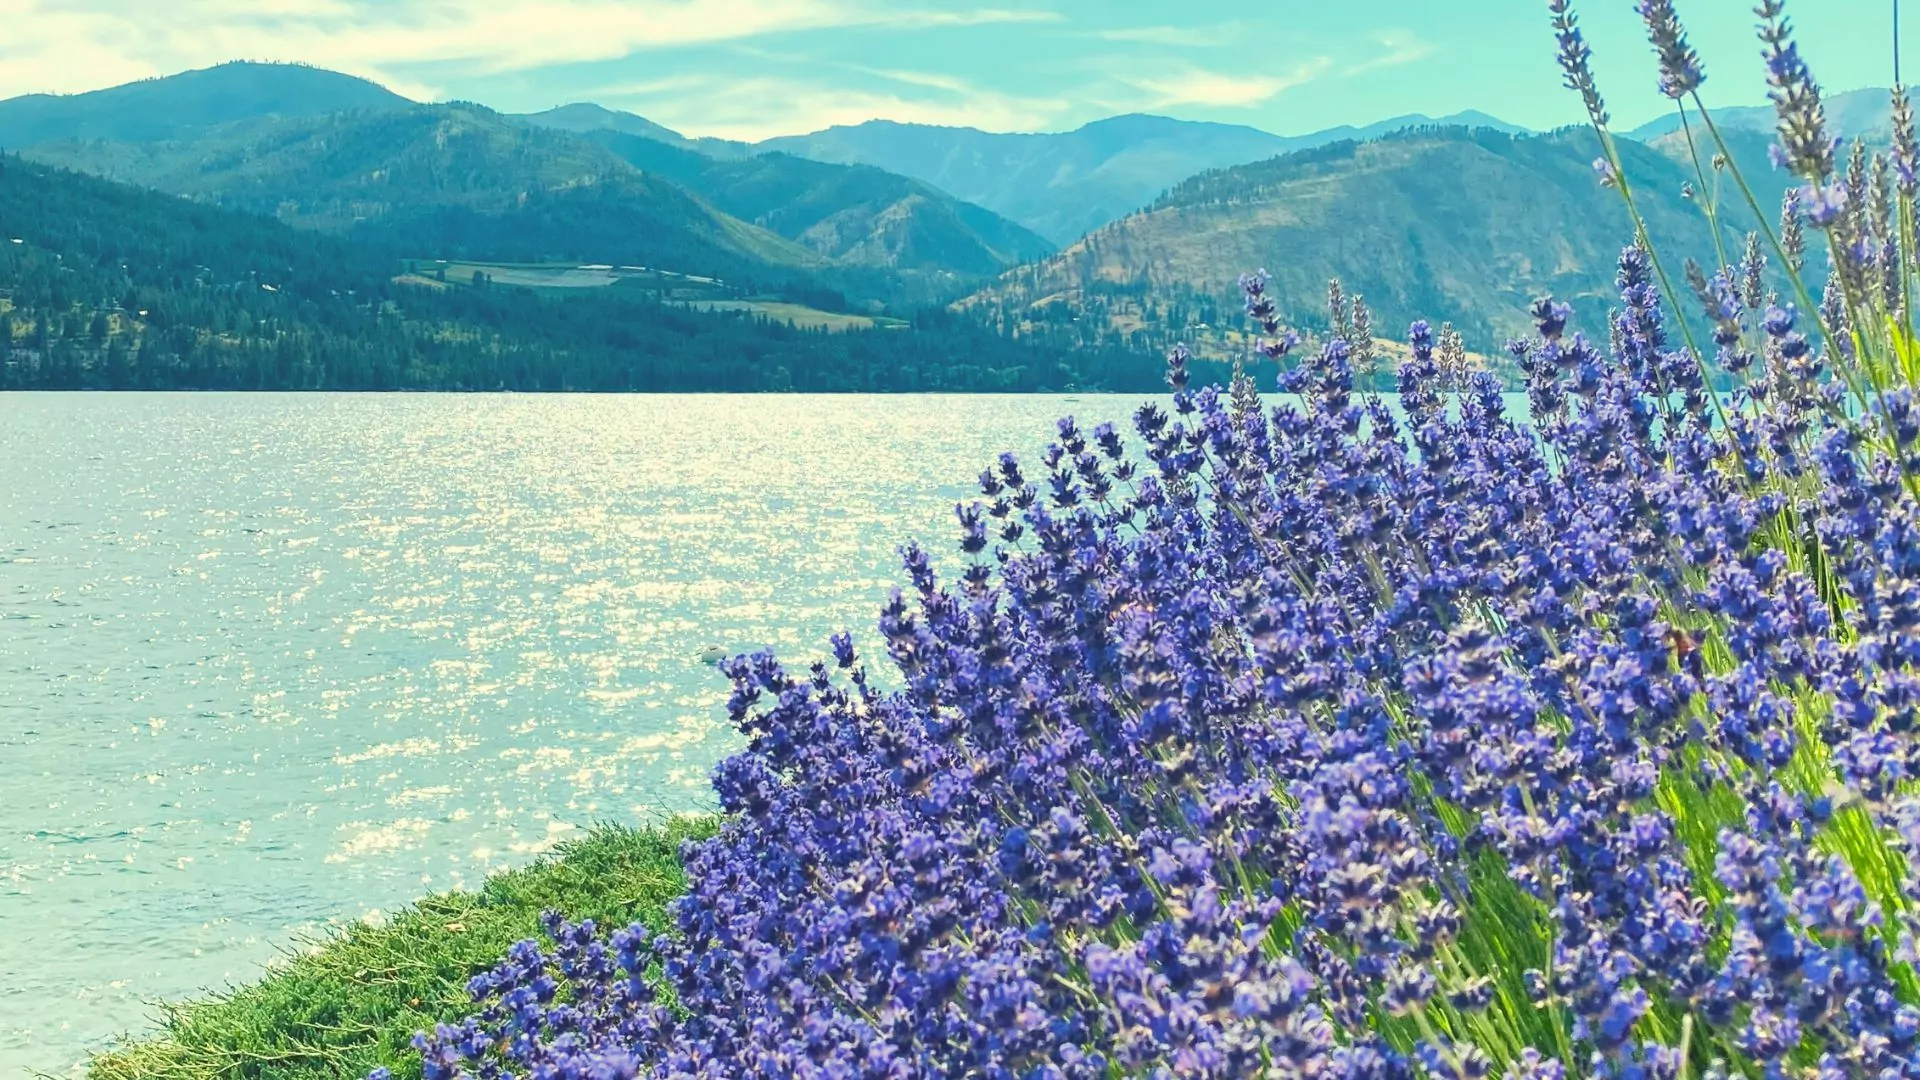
xmin=0 ymin=393 xmax=1153 ymax=1075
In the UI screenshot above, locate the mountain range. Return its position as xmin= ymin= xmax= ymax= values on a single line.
xmin=756 ymin=110 xmax=1530 ymax=245
xmin=3 ymin=64 xmax=1057 ymax=301
xmin=1625 ymin=86 xmax=1894 ymax=141
xmin=515 ymin=102 xmax=1530 ymax=246
xmin=0 ymin=152 xmax=1157 ymax=393
xmin=0 ymin=60 xmax=1873 ymax=385
xmin=512 ymin=97 xmax=1531 ymax=245
xmin=20 ymin=102 xmax=824 ymax=283
xmin=555 ymin=128 xmax=1054 ymax=276
xmin=964 ymin=127 xmax=1744 ymax=356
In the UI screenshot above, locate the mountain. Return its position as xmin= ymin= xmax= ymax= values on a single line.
xmin=19 ymin=103 xmax=829 ymax=284
xmin=1320 ymin=110 xmax=1533 ymax=143
xmin=1625 ymin=86 xmax=1894 ymax=141
xmin=962 ymin=127 xmax=1731 ymax=359
xmin=578 ymin=130 xmax=1053 ymax=275
xmin=517 ymin=103 xmax=751 ymax=158
xmin=11 ymin=64 xmax=1053 ymax=293
xmin=0 ymin=156 xmax=1160 ymax=392
xmin=757 ymin=114 xmax=1293 ymax=245
xmin=1638 ymin=124 xmax=1799 ymax=220
xmin=0 ymin=62 xmax=410 ymax=149
xmin=756 ymin=110 xmax=1530 ymax=244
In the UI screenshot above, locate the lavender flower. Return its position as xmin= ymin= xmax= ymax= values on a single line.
xmin=398 ymin=248 xmax=1920 ymax=1080
xmin=1328 ymin=277 xmax=1351 ymax=341
xmin=1552 ymin=0 xmax=1610 ymax=128
xmin=1351 ymin=293 xmax=1377 ymax=385
xmin=1801 ymin=180 xmax=1849 ymax=229
xmin=1780 ymin=185 xmax=1807 ymax=273
xmin=1635 ymin=0 xmax=1704 ymax=98
xmin=1894 ymin=86 xmax=1919 ymax=195
xmin=390 ymin=6 xmax=1920 ymax=1075
xmin=1739 ymin=231 xmax=1767 ymax=311
xmin=1758 ymin=0 xmax=1836 ymax=180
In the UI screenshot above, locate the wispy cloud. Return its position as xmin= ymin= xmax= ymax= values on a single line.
xmin=1094 ymin=24 xmax=1240 ymax=48
xmin=1343 ymin=31 xmax=1434 ymax=76
xmin=861 ymin=68 xmax=979 ymax=95
xmin=590 ymin=71 xmax=1069 ymax=140
xmin=884 ymin=8 xmax=1061 ymax=28
xmin=0 ymin=0 xmax=1055 ymax=100
xmin=1120 ymin=58 xmax=1334 ymax=110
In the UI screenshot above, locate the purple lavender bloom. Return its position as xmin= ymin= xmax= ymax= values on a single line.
xmin=1635 ymin=0 xmax=1704 ymax=98
xmin=1552 ymin=0 xmax=1610 ymax=127
xmin=1780 ymin=185 xmax=1808 ymax=273
xmin=1799 ymin=181 xmax=1848 ymax=229
xmin=1895 ymin=87 xmax=1920 ymax=195
xmin=396 ymin=56 xmax=1920 ymax=1067
xmin=1757 ymin=1 xmax=1836 ymax=180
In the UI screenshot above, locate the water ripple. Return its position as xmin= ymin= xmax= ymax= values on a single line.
xmin=0 ymin=391 xmax=1138 ymax=1075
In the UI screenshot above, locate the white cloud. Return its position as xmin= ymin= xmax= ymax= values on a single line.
xmin=0 ymin=0 xmax=1058 ymax=100
xmin=1120 ymin=58 xmax=1334 ymax=110
xmin=1093 ymin=24 xmax=1244 ymax=48
xmin=883 ymin=8 xmax=1061 ymax=28
xmin=1343 ymin=31 xmax=1434 ymax=76
xmin=590 ymin=72 xmax=1070 ymax=140
xmin=862 ymin=68 xmax=979 ymax=95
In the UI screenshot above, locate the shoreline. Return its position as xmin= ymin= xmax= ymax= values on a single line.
xmin=83 ymin=819 xmax=715 ymax=1080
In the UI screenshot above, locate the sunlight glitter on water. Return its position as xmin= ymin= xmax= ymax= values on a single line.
xmin=0 ymin=392 xmax=1152 ymax=1074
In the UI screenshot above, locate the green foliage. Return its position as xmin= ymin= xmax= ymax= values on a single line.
xmin=85 ymin=820 xmax=716 ymax=1080
xmin=0 ymin=155 xmax=1167 ymax=392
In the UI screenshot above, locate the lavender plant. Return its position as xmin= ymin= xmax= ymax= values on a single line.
xmin=393 ymin=3 xmax=1920 ymax=1078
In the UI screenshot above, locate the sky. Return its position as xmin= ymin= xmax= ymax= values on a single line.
xmin=0 ymin=0 xmax=1907 ymax=141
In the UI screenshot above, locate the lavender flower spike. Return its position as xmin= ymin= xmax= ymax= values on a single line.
xmin=1635 ymin=0 xmax=1704 ymax=98
xmin=1780 ymin=185 xmax=1807 ymax=273
xmin=1894 ymin=86 xmax=1919 ymax=195
xmin=1551 ymin=0 xmax=1609 ymax=127
xmin=1757 ymin=0 xmax=1836 ymax=180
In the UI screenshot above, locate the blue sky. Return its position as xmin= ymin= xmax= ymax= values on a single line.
xmin=2 ymin=0 xmax=1907 ymax=140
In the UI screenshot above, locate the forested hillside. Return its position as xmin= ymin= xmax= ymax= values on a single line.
xmin=0 ymin=157 xmax=1172 ymax=392
xmin=577 ymin=131 xmax=1054 ymax=275
xmin=12 ymin=68 xmax=1063 ymax=312
xmin=965 ymin=126 xmax=1743 ymax=359
xmin=21 ymin=104 xmax=822 ymax=286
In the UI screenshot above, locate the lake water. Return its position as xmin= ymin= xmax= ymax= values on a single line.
xmin=0 ymin=393 xmax=1152 ymax=1075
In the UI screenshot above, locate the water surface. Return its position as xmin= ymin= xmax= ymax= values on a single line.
xmin=0 ymin=393 xmax=1146 ymax=1074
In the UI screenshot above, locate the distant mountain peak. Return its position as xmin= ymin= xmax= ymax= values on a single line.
xmin=1625 ymin=85 xmax=1893 ymax=140
xmin=1079 ymin=113 xmax=1276 ymax=135
xmin=0 ymin=61 xmax=410 ymax=149
xmin=755 ymin=108 xmax=1530 ymax=244
xmin=513 ymin=104 xmax=754 ymax=159
xmin=518 ymin=102 xmax=688 ymax=143
xmin=962 ymin=124 xmax=1719 ymax=370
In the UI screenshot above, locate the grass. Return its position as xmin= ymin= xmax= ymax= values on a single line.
xmin=680 ymin=299 xmax=891 ymax=332
xmin=84 ymin=817 xmax=718 ymax=1080
xmin=391 ymin=261 xmax=890 ymax=331
xmin=395 ymin=260 xmax=734 ymax=296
